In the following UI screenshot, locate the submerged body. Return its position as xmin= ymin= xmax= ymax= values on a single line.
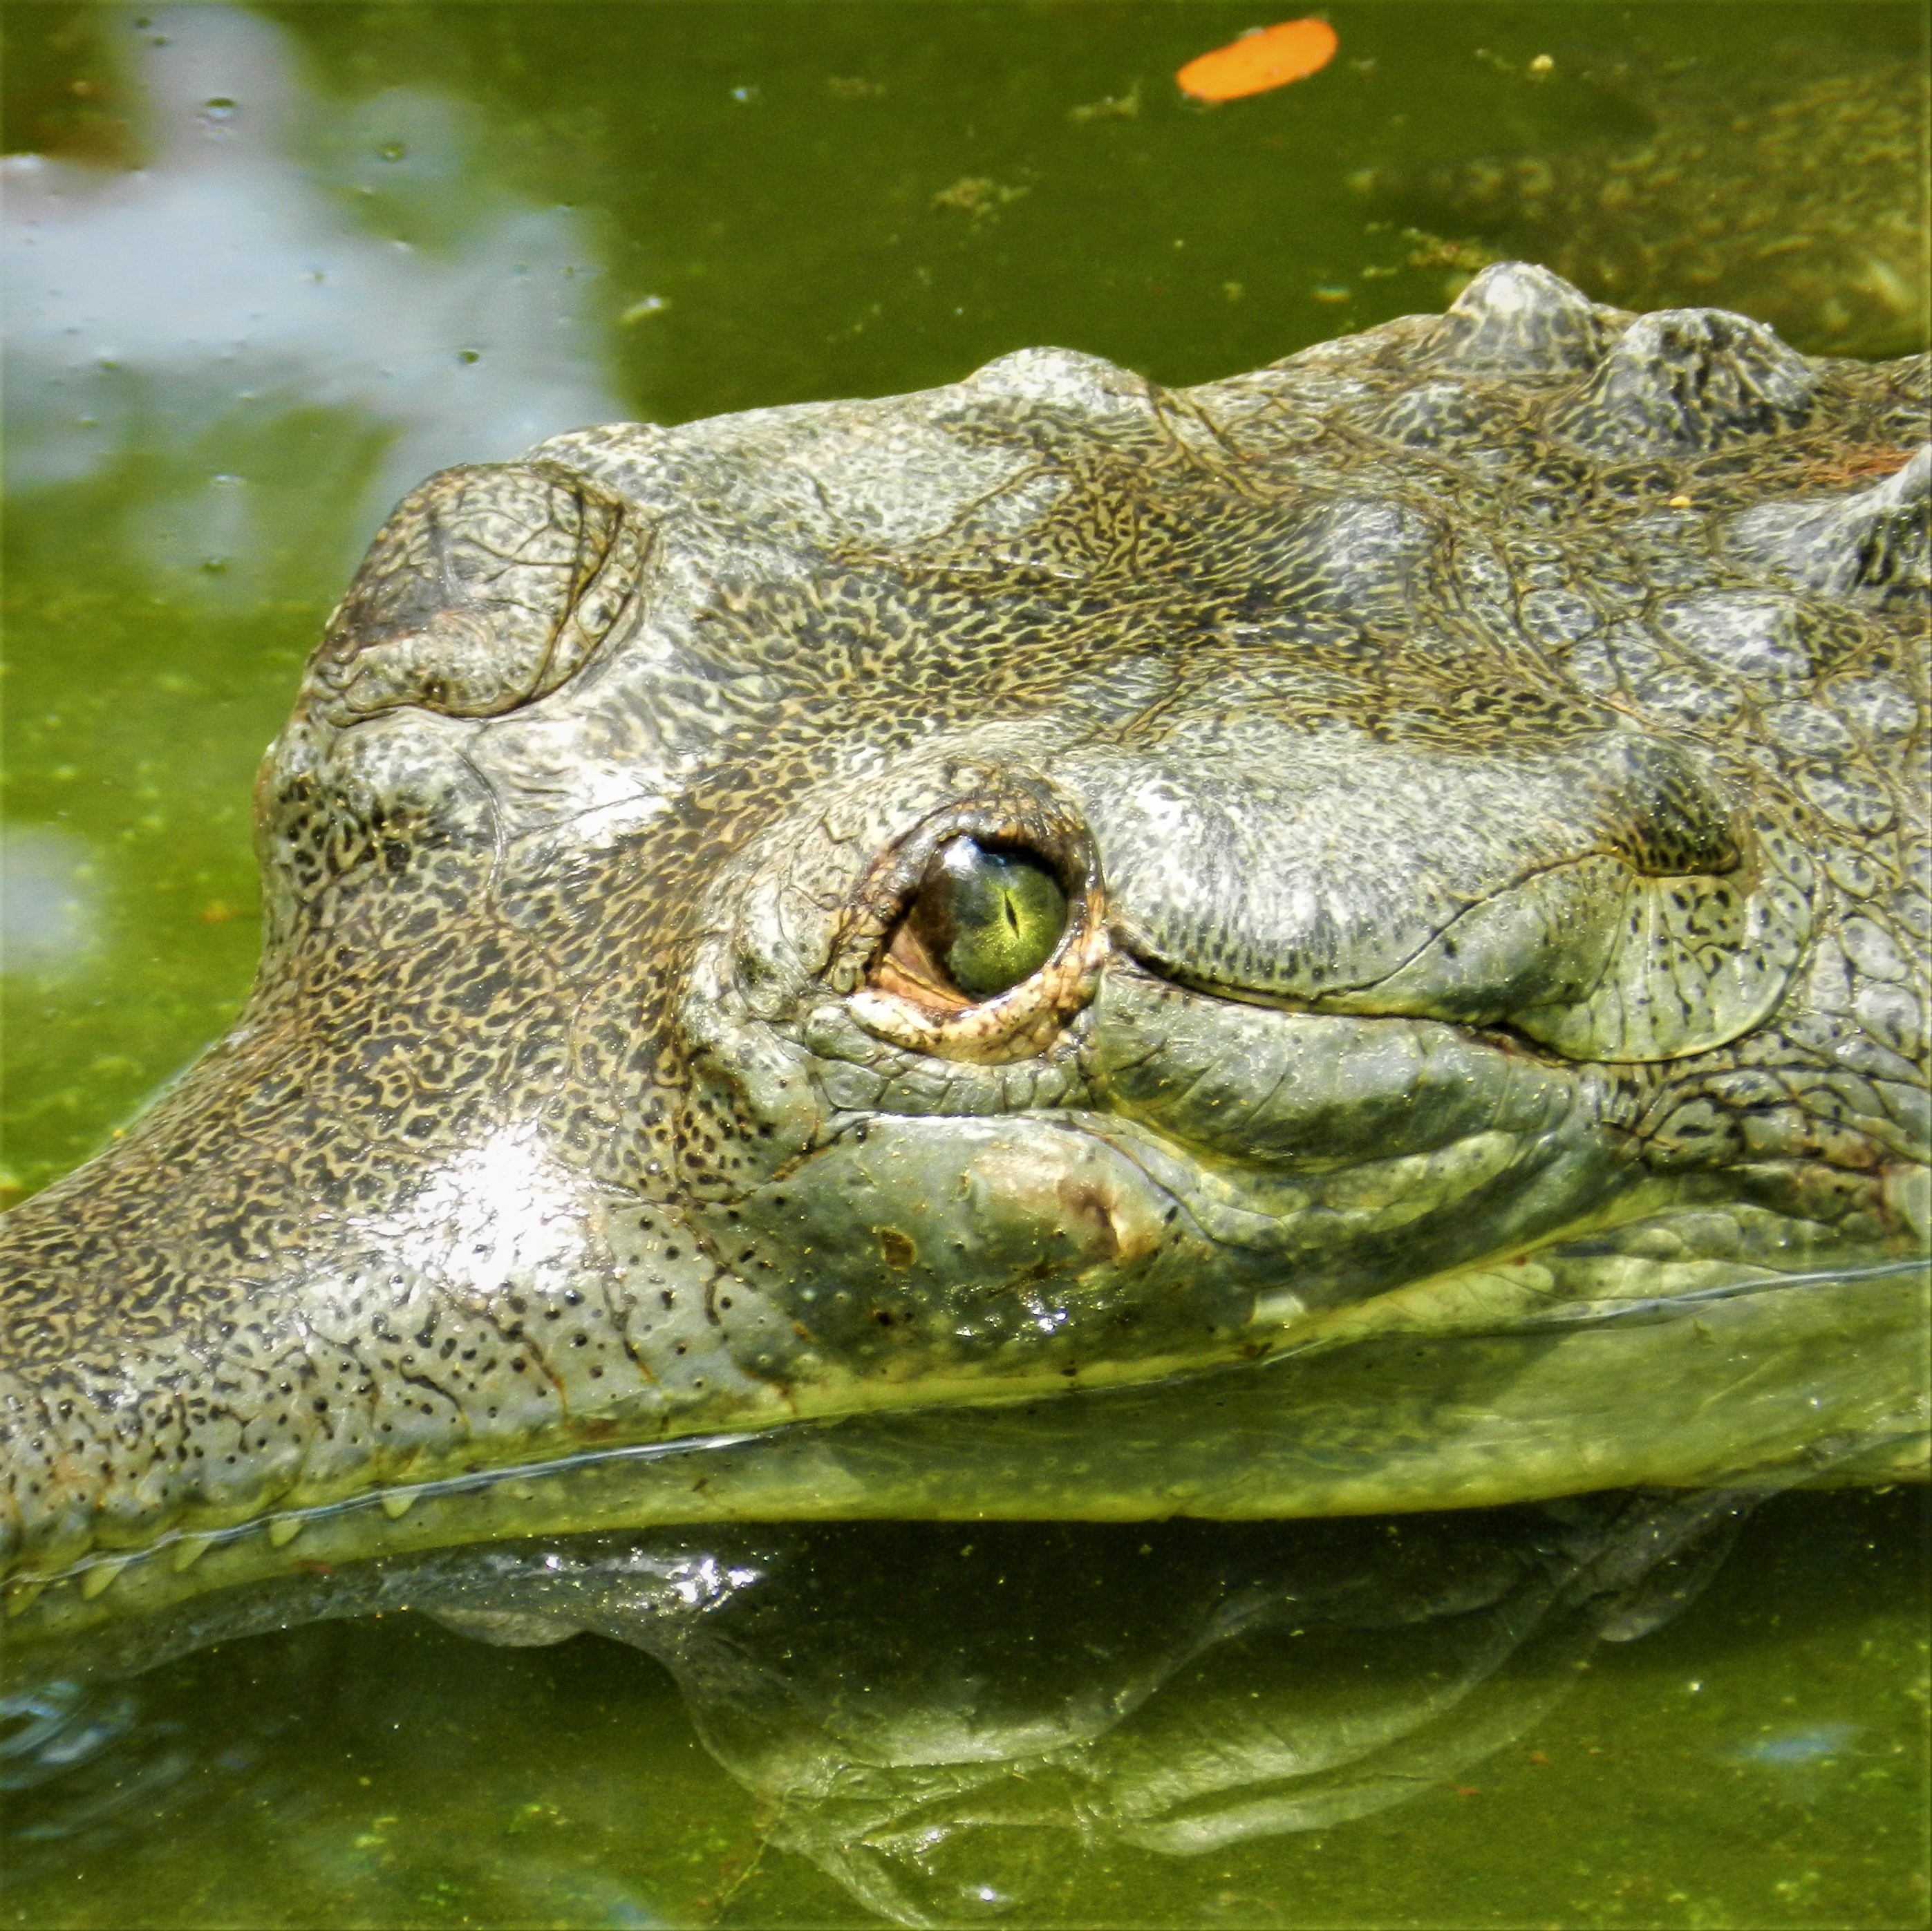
xmin=1366 ymin=51 xmax=1930 ymax=359
xmin=1 ymin=264 xmax=1926 ymax=1659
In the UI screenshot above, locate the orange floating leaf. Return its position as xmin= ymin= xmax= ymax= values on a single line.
xmin=1176 ymin=18 xmax=1339 ymax=103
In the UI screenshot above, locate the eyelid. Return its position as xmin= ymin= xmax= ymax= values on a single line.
xmin=847 ymin=910 xmax=1107 ymax=1064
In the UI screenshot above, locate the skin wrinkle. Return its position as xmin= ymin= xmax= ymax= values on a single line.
xmin=902 ymin=457 xmax=1060 ymax=549
xmin=1485 ymin=1037 xmax=1541 ymax=1145
xmin=786 ymin=460 xmax=843 ymax=532
xmin=1078 ymin=1020 xmax=1162 ymax=1083
xmin=1184 ymin=838 xmax=1752 ymax=1043
xmin=1153 ymin=390 xmax=1255 ymax=478
xmin=1062 ymin=1119 xmax=1282 ymax=1263
xmin=453 ymin=733 xmax=515 ymax=898
xmin=1127 ymin=1031 xmax=1231 ymax=1129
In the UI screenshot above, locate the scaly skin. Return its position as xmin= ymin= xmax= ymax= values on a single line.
xmin=1 ymin=265 xmax=1926 ymax=1656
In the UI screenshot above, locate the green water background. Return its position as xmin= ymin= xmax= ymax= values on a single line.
xmin=3 ymin=2 xmax=1927 ymax=1924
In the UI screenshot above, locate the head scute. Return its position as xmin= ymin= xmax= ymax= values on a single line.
xmin=1424 ymin=261 xmax=1609 ymax=376
xmin=310 ymin=462 xmax=648 ymax=723
xmin=1726 ymin=442 xmax=1931 ymax=605
xmin=1550 ymin=308 xmax=1818 ymax=456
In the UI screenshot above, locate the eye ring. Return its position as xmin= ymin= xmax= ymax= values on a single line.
xmin=831 ymin=778 xmax=1107 ymax=1064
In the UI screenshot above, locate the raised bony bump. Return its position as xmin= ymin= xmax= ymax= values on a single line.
xmin=1725 ymin=443 xmax=1931 ymax=605
xmin=1550 ymin=307 xmax=1817 ymax=456
xmin=1424 ymin=261 xmax=1608 ymax=376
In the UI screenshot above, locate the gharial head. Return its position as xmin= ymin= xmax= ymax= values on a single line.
xmin=2 ymin=263 xmax=1927 ymax=1649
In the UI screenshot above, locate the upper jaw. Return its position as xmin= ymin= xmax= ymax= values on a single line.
xmin=0 ymin=895 xmax=1617 ymax=1592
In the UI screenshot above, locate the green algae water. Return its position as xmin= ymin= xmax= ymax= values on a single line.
xmin=3 ymin=3 xmax=1927 ymax=1925
xmin=0 ymin=1498 xmax=1921 ymax=1927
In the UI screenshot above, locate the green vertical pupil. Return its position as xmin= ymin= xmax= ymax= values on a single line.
xmin=912 ymin=839 xmax=1069 ymax=998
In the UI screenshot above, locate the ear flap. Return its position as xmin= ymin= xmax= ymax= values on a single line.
xmin=1501 ymin=810 xmax=1816 ymax=1062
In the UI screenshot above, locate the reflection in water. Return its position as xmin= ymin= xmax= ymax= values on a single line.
xmin=0 ymin=825 xmax=102 ymax=980
xmin=1 ymin=3 xmax=624 ymax=594
xmin=1727 ymin=1722 xmax=1861 ymax=1767
xmin=4 ymin=1496 xmax=1751 ymax=1927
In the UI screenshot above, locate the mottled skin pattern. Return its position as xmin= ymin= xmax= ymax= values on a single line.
xmin=1 ymin=265 xmax=1926 ymax=1644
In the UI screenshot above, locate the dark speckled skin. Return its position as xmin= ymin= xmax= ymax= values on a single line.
xmin=1 ymin=265 xmax=1926 ymax=1635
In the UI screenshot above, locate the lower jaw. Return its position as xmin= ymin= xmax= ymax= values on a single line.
xmin=6 ymin=1255 xmax=1923 ymax=1681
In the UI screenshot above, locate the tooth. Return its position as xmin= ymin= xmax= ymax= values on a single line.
xmin=4 ymin=1578 xmax=46 ymax=1617
xmin=80 ymin=1557 xmax=131 ymax=1600
xmin=380 ymin=1491 xmax=417 ymax=1520
xmin=173 ymin=1534 xmax=216 ymax=1572
xmin=267 ymin=1516 xmax=304 ymax=1548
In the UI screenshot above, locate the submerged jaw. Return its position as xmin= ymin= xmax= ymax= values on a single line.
xmin=6 ymin=1242 xmax=1923 ymax=1677
xmin=1 ymin=938 xmax=1923 ymax=1664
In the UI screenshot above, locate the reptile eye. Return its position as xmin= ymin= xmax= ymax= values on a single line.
xmin=906 ymin=839 xmax=1069 ymax=999
xmin=837 ymin=779 xmax=1105 ymax=1063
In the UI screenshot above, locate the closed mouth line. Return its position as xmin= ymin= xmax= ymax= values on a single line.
xmin=15 ymin=1429 xmax=764 ymax=1595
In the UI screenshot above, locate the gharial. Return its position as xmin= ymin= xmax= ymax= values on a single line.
xmin=1 ymin=261 xmax=1926 ymax=1664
